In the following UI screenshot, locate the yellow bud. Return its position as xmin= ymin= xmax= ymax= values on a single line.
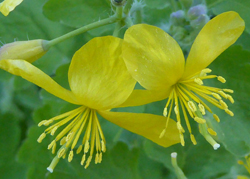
xmin=0 ymin=0 xmax=23 ymax=16
xmin=0 ymin=39 xmax=49 ymax=63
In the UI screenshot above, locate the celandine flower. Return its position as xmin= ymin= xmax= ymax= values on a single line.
xmin=0 ymin=0 xmax=23 ymax=16
xmin=0 ymin=36 xmax=180 ymax=171
xmin=238 ymin=155 xmax=250 ymax=179
xmin=121 ymin=11 xmax=245 ymax=148
xmin=0 ymin=39 xmax=49 ymax=63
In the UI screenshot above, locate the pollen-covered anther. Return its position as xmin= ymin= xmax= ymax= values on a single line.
xmin=219 ymin=100 xmax=228 ymax=109
xmin=225 ymin=109 xmax=234 ymax=116
xmin=174 ymin=105 xmax=179 ymax=115
xmin=202 ymin=68 xmax=212 ymax=74
xmin=81 ymin=154 xmax=86 ymax=165
xmin=213 ymin=114 xmax=220 ymax=122
xmin=180 ymin=134 xmax=185 ymax=146
xmin=84 ymin=141 xmax=90 ymax=153
xmin=198 ymin=103 xmax=205 ymax=115
xmin=62 ymin=153 xmax=66 ymax=159
xmin=58 ymin=148 xmax=66 ymax=158
xmin=218 ymin=91 xmax=228 ymax=99
xmin=207 ymin=128 xmax=217 ymax=136
xmin=37 ymin=132 xmax=46 ymax=143
xmin=48 ymin=140 xmax=56 ymax=150
xmin=194 ymin=117 xmax=206 ymax=124
xmin=177 ymin=122 xmax=185 ymax=133
xmin=68 ymin=150 xmax=74 ymax=162
xmin=60 ymin=137 xmax=66 ymax=145
xmin=98 ymin=153 xmax=103 ymax=163
xmin=101 ymin=140 xmax=106 ymax=152
xmin=95 ymin=153 xmax=99 ymax=164
xmin=188 ymin=101 xmax=197 ymax=112
xmin=190 ymin=134 xmax=197 ymax=145
xmin=66 ymin=132 xmax=73 ymax=142
xmin=223 ymin=89 xmax=234 ymax=93
xmin=227 ymin=95 xmax=234 ymax=104
xmin=194 ymin=78 xmax=203 ymax=85
xmin=211 ymin=93 xmax=221 ymax=100
xmin=217 ymin=76 xmax=226 ymax=83
xmin=38 ymin=120 xmax=48 ymax=127
xmin=163 ymin=107 xmax=168 ymax=117
xmin=50 ymin=126 xmax=58 ymax=136
xmin=84 ymin=156 xmax=93 ymax=169
xmin=44 ymin=119 xmax=54 ymax=126
xmin=77 ymin=145 xmax=83 ymax=154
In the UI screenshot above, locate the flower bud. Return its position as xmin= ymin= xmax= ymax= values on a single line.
xmin=188 ymin=4 xmax=207 ymax=20
xmin=170 ymin=10 xmax=186 ymax=26
xmin=111 ymin=0 xmax=126 ymax=7
xmin=0 ymin=39 xmax=49 ymax=63
xmin=0 ymin=0 xmax=23 ymax=16
xmin=190 ymin=14 xmax=209 ymax=29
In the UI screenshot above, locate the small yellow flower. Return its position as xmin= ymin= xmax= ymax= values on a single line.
xmin=0 ymin=0 xmax=23 ymax=16
xmin=0 ymin=40 xmax=48 ymax=63
xmin=121 ymin=12 xmax=245 ymax=147
xmin=0 ymin=36 xmax=180 ymax=171
xmin=238 ymin=155 xmax=250 ymax=179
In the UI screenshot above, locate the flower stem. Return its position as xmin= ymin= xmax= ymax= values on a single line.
xmin=44 ymin=15 xmax=119 ymax=49
xmin=171 ymin=152 xmax=187 ymax=179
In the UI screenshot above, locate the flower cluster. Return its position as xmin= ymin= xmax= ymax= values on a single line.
xmin=0 ymin=9 xmax=245 ymax=173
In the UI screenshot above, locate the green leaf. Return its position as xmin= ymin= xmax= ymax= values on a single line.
xmin=144 ymin=0 xmax=170 ymax=9
xmin=209 ymin=0 xmax=250 ymax=34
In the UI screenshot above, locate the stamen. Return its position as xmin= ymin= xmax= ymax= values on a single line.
xmin=188 ymin=101 xmax=197 ymax=112
xmin=101 ymin=140 xmax=106 ymax=152
xmin=219 ymin=100 xmax=228 ymax=109
xmin=174 ymin=105 xmax=179 ymax=115
xmin=190 ymin=134 xmax=197 ymax=145
xmin=37 ymin=132 xmax=46 ymax=143
xmin=51 ymin=126 xmax=58 ymax=136
xmin=225 ymin=109 xmax=234 ymax=116
xmin=68 ymin=150 xmax=74 ymax=162
xmin=98 ymin=152 xmax=102 ymax=163
xmin=159 ymin=128 xmax=166 ymax=138
xmin=227 ymin=95 xmax=234 ymax=103
xmin=84 ymin=156 xmax=92 ymax=169
xmin=180 ymin=134 xmax=185 ymax=146
xmin=77 ymin=145 xmax=83 ymax=154
xmin=194 ymin=78 xmax=203 ymax=85
xmin=58 ymin=148 xmax=66 ymax=158
xmin=95 ymin=153 xmax=99 ymax=164
xmin=198 ymin=103 xmax=205 ymax=115
xmin=163 ymin=107 xmax=168 ymax=117
xmin=194 ymin=117 xmax=206 ymax=124
xmin=207 ymin=128 xmax=217 ymax=136
xmin=60 ymin=137 xmax=66 ymax=145
xmin=218 ymin=91 xmax=228 ymax=99
xmin=44 ymin=119 xmax=54 ymax=126
xmin=211 ymin=93 xmax=221 ymax=100
xmin=177 ymin=122 xmax=185 ymax=133
xmin=38 ymin=120 xmax=48 ymax=127
xmin=52 ymin=143 xmax=57 ymax=154
xmin=48 ymin=140 xmax=56 ymax=150
xmin=66 ymin=132 xmax=73 ymax=142
xmin=81 ymin=154 xmax=86 ymax=165
xmin=201 ymin=68 xmax=212 ymax=74
xmin=223 ymin=89 xmax=234 ymax=93
xmin=217 ymin=76 xmax=226 ymax=83
xmin=213 ymin=114 xmax=220 ymax=122
xmin=84 ymin=141 xmax=90 ymax=153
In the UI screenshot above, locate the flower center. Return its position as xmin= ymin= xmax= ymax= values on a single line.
xmin=37 ymin=106 xmax=106 ymax=172
xmin=160 ymin=68 xmax=234 ymax=148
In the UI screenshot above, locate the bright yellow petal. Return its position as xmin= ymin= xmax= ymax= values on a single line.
xmin=122 ymin=24 xmax=185 ymax=90
xmin=0 ymin=60 xmax=80 ymax=104
xmin=0 ymin=0 xmax=23 ymax=16
xmin=237 ymin=176 xmax=250 ymax=179
xmin=68 ymin=36 xmax=136 ymax=110
xmin=99 ymin=110 xmax=180 ymax=147
xmin=183 ymin=11 xmax=245 ymax=78
xmin=118 ymin=89 xmax=170 ymax=107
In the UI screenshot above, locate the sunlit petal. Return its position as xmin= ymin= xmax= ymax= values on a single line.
xmin=0 ymin=0 xmax=23 ymax=16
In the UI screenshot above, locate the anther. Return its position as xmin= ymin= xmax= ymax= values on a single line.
xmin=180 ymin=134 xmax=185 ymax=146
xmin=217 ymin=76 xmax=226 ymax=83
xmin=62 ymin=153 xmax=66 ymax=159
xmin=227 ymin=95 xmax=234 ymax=104
xmin=84 ymin=156 xmax=93 ymax=169
xmin=202 ymin=68 xmax=212 ymax=74
xmin=50 ymin=126 xmax=58 ymax=136
xmin=98 ymin=153 xmax=103 ymax=163
xmin=218 ymin=91 xmax=228 ymax=99
xmin=177 ymin=122 xmax=185 ymax=133
xmin=38 ymin=120 xmax=47 ymax=127
xmin=238 ymin=160 xmax=244 ymax=165
xmin=37 ymin=132 xmax=46 ymax=143
xmin=77 ymin=145 xmax=83 ymax=154
xmin=101 ymin=140 xmax=106 ymax=153
xmin=220 ymin=100 xmax=228 ymax=109
xmin=84 ymin=141 xmax=90 ymax=153
xmin=52 ymin=143 xmax=57 ymax=154
xmin=190 ymin=134 xmax=197 ymax=145
xmin=174 ymin=105 xmax=179 ymax=115
xmin=198 ymin=103 xmax=205 ymax=115
xmin=60 ymin=137 xmax=66 ymax=145
xmin=163 ymin=107 xmax=168 ymax=117
xmin=58 ymin=148 xmax=66 ymax=158
xmin=159 ymin=129 xmax=166 ymax=138
xmin=188 ymin=101 xmax=197 ymax=112
xmin=95 ymin=153 xmax=99 ymax=164
xmin=225 ymin=109 xmax=234 ymax=116
xmin=194 ymin=78 xmax=203 ymax=85
xmin=223 ymin=89 xmax=234 ymax=93
xmin=207 ymin=128 xmax=217 ymax=136
xmin=44 ymin=119 xmax=54 ymax=126
xmin=213 ymin=114 xmax=220 ymax=122
xmin=66 ymin=132 xmax=73 ymax=142
xmin=81 ymin=154 xmax=86 ymax=165
xmin=68 ymin=150 xmax=74 ymax=162
xmin=48 ymin=140 xmax=56 ymax=150
xmin=194 ymin=117 xmax=206 ymax=124
xmin=211 ymin=93 xmax=221 ymax=100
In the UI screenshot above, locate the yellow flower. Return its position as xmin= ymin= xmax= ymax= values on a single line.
xmin=0 ymin=36 xmax=180 ymax=171
xmin=238 ymin=155 xmax=250 ymax=179
xmin=0 ymin=0 xmax=23 ymax=16
xmin=0 ymin=40 xmax=48 ymax=63
xmin=121 ymin=11 xmax=245 ymax=148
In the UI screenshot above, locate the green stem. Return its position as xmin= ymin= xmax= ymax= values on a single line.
xmin=171 ymin=152 xmax=187 ymax=179
xmin=134 ymin=8 xmax=142 ymax=24
xmin=125 ymin=17 xmax=134 ymax=27
xmin=113 ymin=21 xmax=123 ymax=37
xmin=45 ymin=15 xmax=119 ymax=49
xmin=124 ymin=0 xmax=133 ymax=15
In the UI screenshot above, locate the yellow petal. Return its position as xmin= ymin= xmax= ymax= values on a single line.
xmin=118 ymin=89 xmax=170 ymax=107
xmin=68 ymin=36 xmax=136 ymax=110
xmin=237 ymin=176 xmax=250 ymax=179
xmin=99 ymin=110 xmax=180 ymax=147
xmin=0 ymin=0 xmax=23 ymax=16
xmin=122 ymin=24 xmax=185 ymax=90
xmin=0 ymin=59 xmax=80 ymax=104
xmin=183 ymin=11 xmax=245 ymax=78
